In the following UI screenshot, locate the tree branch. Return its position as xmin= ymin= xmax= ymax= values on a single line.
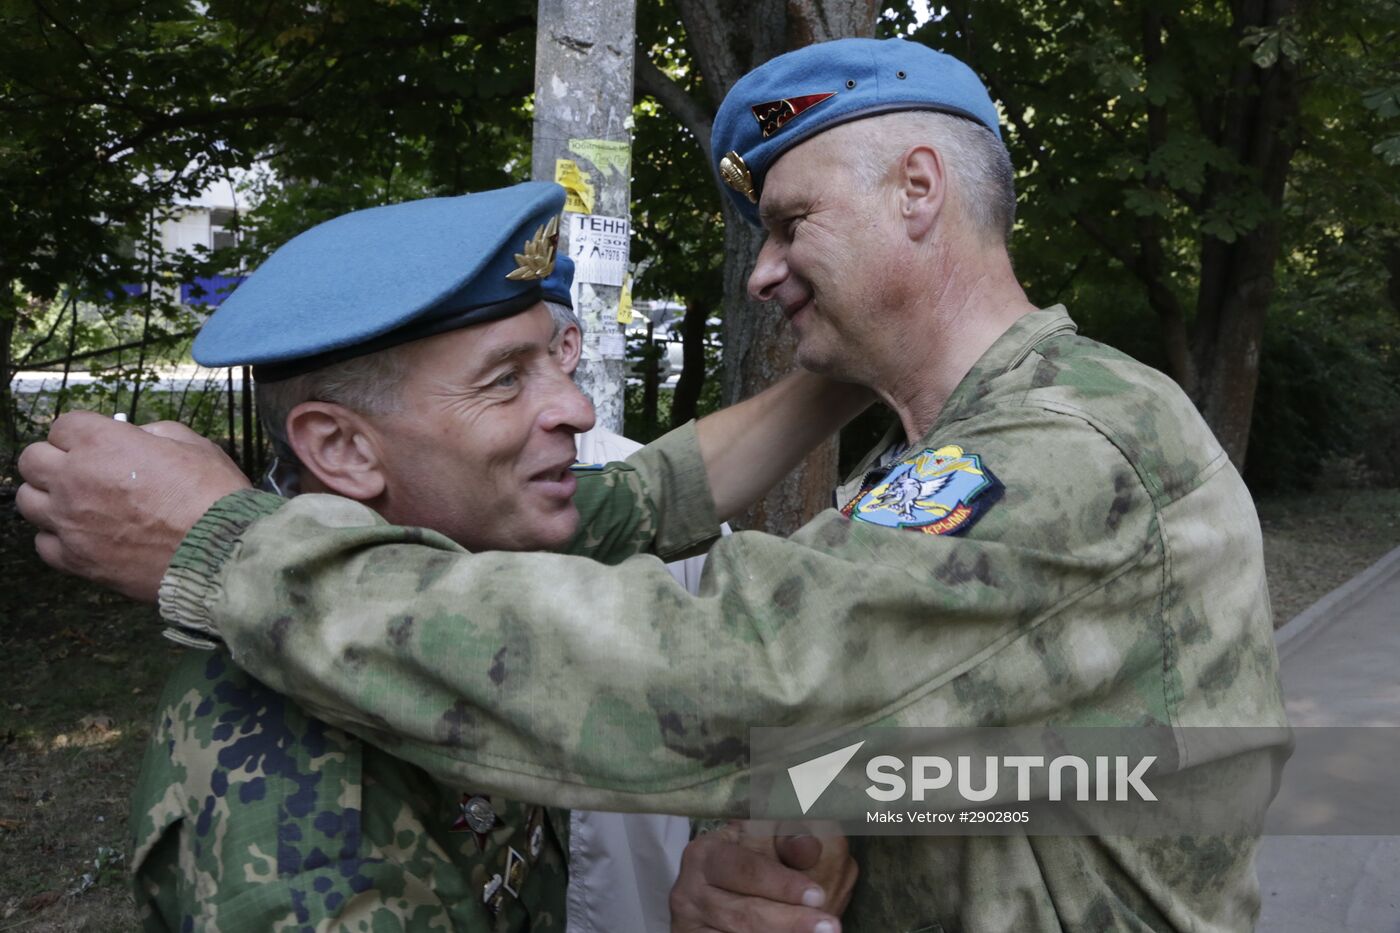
xmin=22 ymin=329 xmax=198 ymax=371
xmin=359 ymin=14 xmax=535 ymax=53
xmin=635 ymin=52 xmax=714 ymax=166
xmin=13 ymin=293 xmax=75 ymax=367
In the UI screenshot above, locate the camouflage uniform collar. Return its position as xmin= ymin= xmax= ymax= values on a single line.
xmin=836 ymin=306 xmax=1076 ymax=495
xmin=924 ymin=305 xmax=1077 ymax=440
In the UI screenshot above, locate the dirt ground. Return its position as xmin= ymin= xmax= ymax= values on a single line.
xmin=1 ymin=485 xmax=1398 ymax=930
xmin=1257 ymin=488 xmax=1400 ymax=625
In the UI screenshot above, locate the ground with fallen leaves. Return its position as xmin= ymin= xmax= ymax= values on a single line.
xmin=1 ymin=484 xmax=1397 ymax=930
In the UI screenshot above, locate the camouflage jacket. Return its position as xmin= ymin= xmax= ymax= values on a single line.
xmin=158 ymin=308 xmax=1289 ymax=932
xmin=130 ymin=650 xmax=569 ymax=931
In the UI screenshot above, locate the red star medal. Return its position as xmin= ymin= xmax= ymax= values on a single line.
xmin=450 ymin=792 xmax=503 ymax=851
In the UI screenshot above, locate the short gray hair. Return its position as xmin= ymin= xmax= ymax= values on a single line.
xmin=545 ymin=300 xmax=582 ymax=337
xmin=256 ymin=346 xmax=412 ymax=462
xmin=831 ymin=110 xmax=1015 ymax=244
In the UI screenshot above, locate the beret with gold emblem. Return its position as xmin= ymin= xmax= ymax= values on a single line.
xmin=711 ymin=38 xmax=1002 ymax=225
xmin=193 ymin=181 xmax=571 ymax=382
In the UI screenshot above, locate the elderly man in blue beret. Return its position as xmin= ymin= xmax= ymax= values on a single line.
xmin=20 ymin=38 xmax=1286 ymax=932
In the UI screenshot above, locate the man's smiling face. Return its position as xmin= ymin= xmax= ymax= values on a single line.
xmin=747 ymin=135 xmax=893 ymax=380
xmin=364 ymin=303 xmax=595 ymax=552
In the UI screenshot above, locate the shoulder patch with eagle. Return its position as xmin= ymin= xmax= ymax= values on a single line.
xmin=844 ymin=445 xmax=1001 ymax=536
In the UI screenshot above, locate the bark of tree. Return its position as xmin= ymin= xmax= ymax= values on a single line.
xmin=1188 ymin=0 xmax=1301 ymax=467
xmin=654 ymin=0 xmax=878 ymax=533
xmin=1383 ymin=238 xmax=1400 ymax=316
xmin=0 ymin=306 xmax=16 ymax=465
xmin=0 ymin=266 xmax=22 ymax=464
xmin=670 ymin=293 xmax=710 ymax=426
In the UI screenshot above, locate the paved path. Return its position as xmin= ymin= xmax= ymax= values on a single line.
xmin=1256 ymin=547 xmax=1400 ymax=932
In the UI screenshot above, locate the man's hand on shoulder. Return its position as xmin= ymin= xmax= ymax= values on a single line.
xmin=16 ymin=412 xmax=251 ymax=602
xmin=670 ymin=821 xmax=856 ymax=933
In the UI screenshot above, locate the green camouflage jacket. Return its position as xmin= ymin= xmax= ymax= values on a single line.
xmin=130 ymin=649 xmax=569 ymax=931
xmin=158 ymin=308 xmax=1288 ymax=932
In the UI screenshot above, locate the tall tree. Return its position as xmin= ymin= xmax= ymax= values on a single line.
xmin=912 ymin=0 xmax=1313 ymax=468
xmin=635 ymin=0 xmax=879 ymax=533
xmin=0 ymin=0 xmax=536 ymax=461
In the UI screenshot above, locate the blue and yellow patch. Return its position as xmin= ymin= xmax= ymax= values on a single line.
xmin=845 ymin=445 xmax=1000 ymax=535
xmin=569 ymin=462 xmax=605 ymax=472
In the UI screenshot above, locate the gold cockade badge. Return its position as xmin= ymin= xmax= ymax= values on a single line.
xmin=506 ymin=214 xmax=560 ymax=281
xmin=719 ymin=150 xmax=757 ymax=204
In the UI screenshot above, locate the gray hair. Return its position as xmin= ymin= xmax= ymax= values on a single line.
xmin=545 ymin=299 xmax=582 ymax=338
xmin=831 ymin=110 xmax=1015 ymax=244
xmin=256 ymin=346 xmax=412 ymax=464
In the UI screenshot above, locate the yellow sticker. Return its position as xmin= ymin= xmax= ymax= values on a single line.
xmin=554 ymin=159 xmax=595 ymax=214
xmin=568 ymin=139 xmax=631 ymax=178
xmin=617 ymin=274 xmax=633 ymax=325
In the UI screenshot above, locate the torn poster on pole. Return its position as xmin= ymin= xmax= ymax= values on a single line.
xmin=568 ymin=213 xmax=630 ymax=287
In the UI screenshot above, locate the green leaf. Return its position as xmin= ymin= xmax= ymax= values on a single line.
xmin=1372 ymin=136 xmax=1400 ymax=166
xmin=1361 ymin=87 xmax=1400 ymax=120
xmin=1251 ymin=33 xmax=1280 ymax=69
xmin=1123 ymin=188 xmax=1171 ymax=219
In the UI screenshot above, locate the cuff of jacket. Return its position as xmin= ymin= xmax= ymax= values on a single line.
xmin=157 ymin=489 xmax=288 ymax=647
xmin=626 ymin=420 xmax=722 ymax=561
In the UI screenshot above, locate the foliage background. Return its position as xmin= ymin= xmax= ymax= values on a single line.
xmin=3 ymin=0 xmax=1397 ymax=492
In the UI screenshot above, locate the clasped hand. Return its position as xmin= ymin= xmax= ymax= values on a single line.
xmin=16 ymin=411 xmax=251 ymax=601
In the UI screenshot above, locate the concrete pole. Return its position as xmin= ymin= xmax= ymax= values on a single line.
xmin=531 ymin=0 xmax=637 ymax=433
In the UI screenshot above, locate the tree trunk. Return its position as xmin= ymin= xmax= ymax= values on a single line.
xmin=532 ymin=0 xmax=637 ymax=434
xmin=0 ymin=308 xmax=16 ymax=466
xmin=0 ymin=268 xmax=23 ymax=466
xmin=669 ymin=0 xmax=877 ymax=532
xmin=671 ymin=294 xmax=710 ymax=427
xmin=1383 ymin=237 xmax=1400 ymax=316
xmin=1190 ymin=0 xmax=1301 ymax=468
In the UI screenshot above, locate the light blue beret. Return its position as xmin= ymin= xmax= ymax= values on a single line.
xmin=711 ymin=38 xmax=1002 ymax=225
xmin=193 ymin=181 xmax=570 ymax=381
xmin=541 ymin=254 xmax=575 ymax=308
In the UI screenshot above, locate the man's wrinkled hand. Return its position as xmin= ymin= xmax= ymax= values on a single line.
xmin=15 ymin=411 xmax=251 ymax=602
xmin=773 ymin=822 xmax=857 ymax=918
xmin=670 ymin=821 xmax=854 ymax=933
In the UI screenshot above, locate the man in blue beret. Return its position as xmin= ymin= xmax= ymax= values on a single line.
xmin=74 ymin=183 xmax=863 ymax=930
xmin=20 ymin=38 xmax=1285 ymax=932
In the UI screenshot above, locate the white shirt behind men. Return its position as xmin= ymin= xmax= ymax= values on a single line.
xmin=566 ymin=426 xmax=721 ymax=932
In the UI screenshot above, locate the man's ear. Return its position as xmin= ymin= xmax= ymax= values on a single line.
xmin=556 ymin=323 xmax=583 ymax=376
xmin=284 ymin=402 xmax=386 ymax=502
xmin=896 ymin=145 xmax=947 ymax=241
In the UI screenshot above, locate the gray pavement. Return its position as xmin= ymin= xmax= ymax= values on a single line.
xmin=1257 ymin=546 xmax=1400 ymax=932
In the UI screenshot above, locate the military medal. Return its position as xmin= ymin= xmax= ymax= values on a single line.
xmin=450 ymin=792 xmax=503 ymax=851
xmin=503 ymin=846 xmax=527 ymax=897
xmin=482 ymin=872 xmax=505 ymax=916
xmin=526 ymin=806 xmax=547 ymax=859
xmin=750 ymin=92 xmax=835 ymax=137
